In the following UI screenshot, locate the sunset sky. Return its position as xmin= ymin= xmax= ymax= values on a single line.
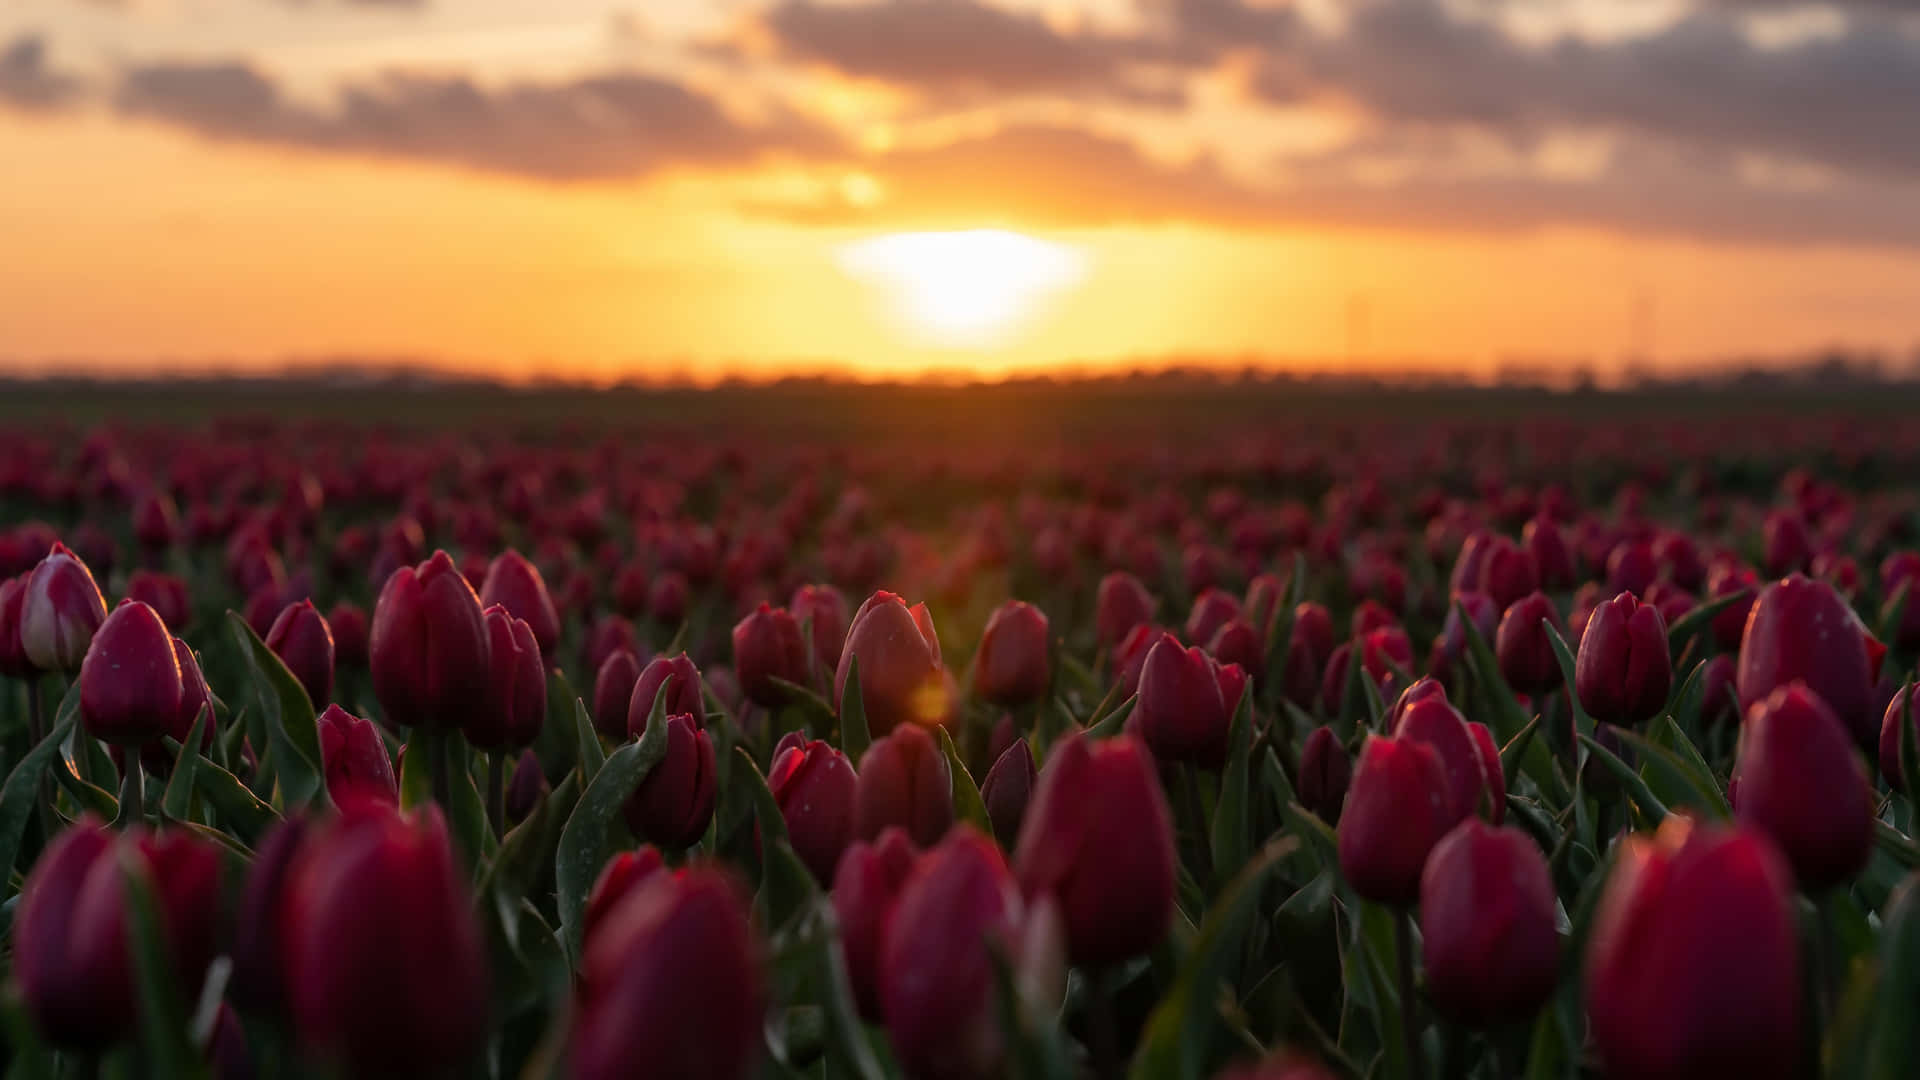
xmin=4 ymin=0 xmax=1919 ymax=381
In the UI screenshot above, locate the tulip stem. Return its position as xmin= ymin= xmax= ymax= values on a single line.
xmin=430 ymin=732 xmax=452 ymax=810
xmin=487 ymin=751 xmax=506 ymax=837
xmin=1180 ymin=766 xmax=1215 ymax=887
xmin=1088 ymin=966 xmax=1120 ymax=1080
xmin=1397 ymin=907 xmax=1424 ymax=1080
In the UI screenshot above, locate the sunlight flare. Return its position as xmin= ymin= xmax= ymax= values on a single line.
xmin=836 ymin=230 xmax=1088 ymax=348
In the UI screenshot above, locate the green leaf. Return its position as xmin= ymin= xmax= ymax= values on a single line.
xmin=767 ymin=900 xmax=889 ymax=1080
xmin=768 ymin=677 xmax=837 ymax=727
xmin=936 ymin=726 xmax=991 ymax=835
xmin=554 ymin=706 xmax=672 ymax=966
xmin=51 ymin=752 xmax=120 ymax=819
xmin=1624 ymin=719 xmax=1730 ymax=818
xmin=113 ymin=755 xmax=145 ymax=829
xmin=839 ymin=657 xmax=870 ymax=764
xmin=1577 ymin=733 xmax=1669 ymax=824
xmin=1209 ymin=682 xmax=1254 ymax=889
xmin=1457 ymin=597 xmax=1554 ymax=791
xmin=120 ymin=851 xmax=208 ymax=1079
xmin=226 ymin=611 xmax=326 ymax=811
xmin=398 ymin=729 xmax=437 ymax=810
xmin=1543 ymin=621 xmax=1592 ymax=737
xmin=443 ymin=732 xmax=497 ymax=871
xmin=0 ymin=712 xmax=77 ymax=883
xmin=1499 ymin=714 xmax=1542 ymax=789
xmin=535 ymin=666 xmax=582 ymax=781
xmin=482 ymin=773 xmax=580 ymax=953
xmin=160 ymin=707 xmax=208 ymax=822
xmin=1881 ymin=578 xmax=1916 ymax=648
xmin=1875 ymin=820 xmax=1920 ymax=870
xmin=1128 ymin=835 xmax=1299 ymax=1080
xmin=1667 ymin=588 xmax=1748 ymax=654
xmin=1866 ymin=876 xmax=1920 ymax=1077
xmin=573 ymin=693 xmax=607 ymax=788
xmin=1086 ymin=695 xmax=1136 ymax=741
xmin=988 ymin=946 xmax=1075 ymax=1080
xmin=732 ymin=746 xmax=820 ymax=930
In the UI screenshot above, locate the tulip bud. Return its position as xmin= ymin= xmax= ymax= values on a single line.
xmin=1207 ymin=618 xmax=1264 ymax=683
xmin=731 ymin=604 xmax=809 ymax=708
xmin=1879 ymin=551 xmax=1920 ymax=650
xmin=1586 ymin=817 xmax=1800 ymax=1079
xmin=1113 ymin=623 xmax=1167 ymax=697
xmin=973 ymin=601 xmax=1051 ymax=707
xmin=1015 ymin=733 xmax=1175 ymax=968
xmin=133 ymin=490 xmax=181 ymax=552
xmin=124 ymin=571 xmax=191 ymax=634
xmin=1705 ymin=561 xmax=1758 ymax=652
xmin=1095 ymin=571 xmax=1156 ymax=648
xmin=281 ymin=805 xmax=489 ymax=1075
xmin=1737 ymin=574 xmax=1875 ymax=748
xmin=1699 ymin=652 xmax=1738 ymax=727
xmin=1494 ymin=592 xmax=1563 ymax=696
xmin=230 ymin=818 xmax=308 ymax=1016
xmin=627 ymin=652 xmax=705 ymax=737
xmin=503 ymin=748 xmax=548 ymax=824
xmin=1337 ymin=735 xmax=1451 ymax=906
xmin=0 ymin=573 xmax=34 ymax=680
xmin=21 ymin=543 xmax=108 ymax=673
xmin=1606 ymin=539 xmax=1658 ymax=597
xmin=856 ymin=724 xmax=954 ymax=849
xmin=1653 ymin=531 xmax=1705 ymax=591
xmin=791 ymin=583 xmax=849 ymax=671
xmin=265 ymin=599 xmax=336 ymax=711
xmin=1419 ymin=821 xmax=1558 ymax=1027
xmin=1467 ymin=722 xmax=1504 ymax=824
xmin=835 ymin=591 xmax=950 ymax=736
xmin=79 ymin=600 xmax=188 ymax=747
xmin=1763 ymin=509 xmax=1812 ymax=577
xmin=1430 ymin=591 xmax=1496 ymax=692
xmin=327 ymin=603 xmax=368 ymax=668
xmin=622 ymin=714 xmax=717 ymax=851
xmin=1281 ymin=602 xmax=1334 ymax=708
xmin=833 ymin=828 xmax=918 ymax=1020
xmin=581 ymin=847 xmax=666 ymax=950
xmin=1298 ymin=727 xmax=1351 ymax=824
xmin=477 ymin=548 xmax=561 ymax=659
xmin=468 ymin=605 xmax=546 ymax=750
xmin=573 ymin=869 xmax=765 ymax=1080
xmin=769 ymin=738 xmax=860 ymax=881
xmin=981 ymin=738 xmax=1036 ymax=848
xmin=369 ymin=550 xmax=491 ymax=733
xmin=1524 ymin=516 xmax=1577 ymax=591
xmin=592 ymin=650 xmax=642 ymax=740
xmin=1736 ymin=683 xmax=1873 ymax=889
xmin=1184 ymin=588 xmax=1242 ymax=648
xmin=1131 ymin=638 xmax=1243 ymax=769
xmin=1479 ymin=536 xmax=1539 ymax=612
xmin=582 ymin=614 xmax=638 ymax=682
xmin=1392 ymin=695 xmax=1487 ymax=827
xmin=1574 ymin=592 xmax=1672 ymax=727
xmin=316 ymin=705 xmax=397 ymax=809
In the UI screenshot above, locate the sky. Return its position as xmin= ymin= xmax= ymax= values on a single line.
xmin=3 ymin=0 xmax=1919 ymax=382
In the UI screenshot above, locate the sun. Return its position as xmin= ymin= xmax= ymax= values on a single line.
xmin=836 ymin=230 xmax=1088 ymax=349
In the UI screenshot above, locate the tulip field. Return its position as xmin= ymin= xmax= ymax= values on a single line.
xmin=5 ymin=384 xmax=1920 ymax=1080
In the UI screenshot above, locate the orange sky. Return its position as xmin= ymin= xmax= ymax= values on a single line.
xmin=4 ymin=0 xmax=1919 ymax=381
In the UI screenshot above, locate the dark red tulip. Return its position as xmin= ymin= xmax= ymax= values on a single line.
xmin=1653 ymin=531 xmax=1705 ymax=592
xmin=731 ymin=604 xmax=809 ymax=708
xmin=1763 ymin=509 xmax=1813 ymax=577
xmin=1393 ymin=694 xmax=1487 ymax=826
xmin=280 ymin=805 xmax=489 ymax=1076
xmin=1431 ymin=591 xmax=1497 ymax=691
xmin=581 ymin=848 xmax=666 ymax=950
xmin=125 ymin=570 xmax=190 ymax=633
xmin=581 ymin=615 xmax=638 ymax=683
xmin=133 ymin=490 xmax=181 ymax=552
xmin=369 ymin=550 xmax=491 ymax=733
xmin=1606 ymin=540 xmax=1658 ymax=597
xmin=1480 ymin=536 xmax=1539 ymax=612
xmin=79 ymin=600 xmax=189 ymax=747
xmin=832 ymin=827 xmax=918 ymax=1021
xmin=1298 ymin=726 xmax=1351 ymax=824
xmin=1586 ymin=818 xmax=1800 ymax=1080
xmin=1700 ymin=653 xmax=1739 ymax=727
xmin=1384 ymin=675 xmax=1449 ymax=731
xmin=647 ymin=571 xmax=690 ymax=625
xmin=1243 ymin=572 xmax=1285 ymax=636
xmin=835 ymin=592 xmax=950 ymax=736
xmin=230 ymin=818 xmax=309 ymax=1016
xmin=21 ymin=543 xmax=108 ymax=673
xmin=1337 ymin=735 xmax=1451 ymax=906
xmin=1880 ymin=551 xmax=1920 ymax=650
xmin=1207 ymin=618 xmax=1264 ymax=681
xmin=477 ymin=548 xmax=560 ymax=658
xmin=1467 ymin=722 xmax=1504 ymax=824
xmin=1575 ymin=592 xmax=1672 ymax=727
xmin=1449 ymin=530 xmax=1496 ymax=596
xmin=627 ymin=652 xmax=704 ymax=736
xmin=316 ymin=705 xmax=398 ymax=809
xmin=1095 ymin=571 xmax=1156 ymax=648
xmin=1524 ymin=516 xmax=1577 ymax=590
xmin=469 ymin=605 xmax=545 ymax=750
xmin=266 ymin=599 xmax=335 ymax=711
xmin=973 ymin=601 xmax=1051 ymax=707
xmin=592 ymin=650 xmax=641 ymax=740
xmin=505 ymin=748 xmax=548 ymax=824
xmin=1015 ymin=734 xmax=1175 ymax=967
xmin=622 ymin=714 xmax=716 ymax=851
xmin=980 ymin=738 xmax=1036 ymax=848
xmin=1184 ymin=588 xmax=1241 ymax=648
xmin=573 ymin=868 xmax=765 ymax=1080
xmin=1494 ymin=592 xmax=1563 ymax=696
xmin=1705 ymin=561 xmax=1758 ymax=652
xmin=791 ymin=583 xmax=849 ymax=671
xmin=1281 ymin=602 xmax=1335 ymax=707
xmin=1350 ymin=599 xmax=1397 ymax=639
xmin=1420 ymin=820 xmax=1558 ymax=1027
xmin=1736 ymin=683 xmax=1873 ymax=889
xmin=768 ymin=738 xmax=860 ymax=881
xmin=856 ymin=724 xmax=953 ymax=849
xmin=1737 ymin=574 xmax=1875 ymax=748
xmin=1131 ymin=637 xmax=1244 ymax=769
xmin=1113 ymin=623 xmax=1167 ymax=697
xmin=326 ymin=603 xmax=368 ymax=668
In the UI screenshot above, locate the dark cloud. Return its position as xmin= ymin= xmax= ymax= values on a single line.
xmin=113 ymin=61 xmax=840 ymax=180
xmin=0 ymin=34 xmax=84 ymax=111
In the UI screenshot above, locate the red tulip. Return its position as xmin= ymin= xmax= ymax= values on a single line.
xmin=369 ymin=550 xmax=491 ymax=733
xmin=980 ymin=737 xmax=1036 ymax=848
xmin=1494 ymin=592 xmax=1563 ymax=696
xmin=1762 ymin=509 xmax=1812 ymax=577
xmin=1113 ymin=623 xmax=1167 ymax=698
xmin=133 ymin=490 xmax=181 ymax=552
xmin=1705 ymin=561 xmax=1758 ymax=652
xmin=1430 ymin=591 xmax=1497 ymax=692
xmin=581 ymin=848 xmax=666 ymax=950
xmin=1391 ymin=693 xmax=1488 ymax=826
xmin=1606 ymin=539 xmax=1658 ymax=597
xmin=1298 ymin=726 xmax=1351 ymax=824
xmin=124 ymin=570 xmax=190 ymax=633
xmin=79 ymin=600 xmax=191 ymax=747
xmin=316 ymin=705 xmax=398 ymax=809
xmin=1479 ymin=536 xmax=1539 ymax=612
xmin=21 ymin=542 xmax=108 ymax=673
xmin=592 ymin=650 xmax=641 ymax=740
xmin=1420 ymin=821 xmax=1557 ymax=1026
xmin=1736 ymin=683 xmax=1873 ymax=889
xmin=856 ymin=724 xmax=953 ymax=849
xmin=1015 ymin=734 xmax=1175 ymax=968
xmin=1243 ymin=572 xmax=1285 ymax=637
xmin=1131 ymin=637 xmax=1244 ymax=768
xmin=469 ymin=605 xmax=546 ymax=750
xmin=835 ymin=591 xmax=950 ymax=735
xmin=1575 ymin=592 xmax=1672 ymax=727
xmin=573 ymin=868 xmax=765 ymax=1080
xmin=326 ymin=603 xmax=368 ymax=668
xmin=266 ymin=599 xmax=336 ymax=711
xmin=505 ymin=748 xmax=548 ymax=824
xmin=791 ymin=583 xmax=849 ymax=671
xmin=1184 ymin=588 xmax=1242 ymax=648
xmin=1738 ymin=574 xmax=1876 ymax=748
xmin=477 ymin=548 xmax=560 ymax=659
xmin=832 ymin=827 xmax=918 ymax=1021
xmin=0 ymin=573 xmax=33 ymax=679
xmin=1337 ymin=735 xmax=1451 ymax=906
xmin=627 ymin=653 xmax=705 ymax=736
xmin=973 ymin=601 xmax=1051 ymax=706
xmin=732 ymin=604 xmax=809 ymax=708
xmin=622 ymin=714 xmax=717 ymax=851
xmin=1467 ymin=722 xmax=1504 ymax=824
xmin=1095 ymin=571 xmax=1156 ymax=648
xmin=1524 ymin=516 xmax=1577 ymax=590
xmin=1653 ymin=531 xmax=1705 ymax=591
xmin=769 ymin=738 xmax=860 ymax=881
xmin=1585 ymin=817 xmax=1800 ymax=1080
xmin=1879 ymin=551 xmax=1920 ymax=650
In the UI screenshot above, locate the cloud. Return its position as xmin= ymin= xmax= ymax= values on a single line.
xmin=0 ymin=34 xmax=84 ymax=111
xmin=113 ymin=61 xmax=840 ymax=180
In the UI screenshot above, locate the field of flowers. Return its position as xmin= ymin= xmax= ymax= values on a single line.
xmin=3 ymin=390 xmax=1920 ymax=1079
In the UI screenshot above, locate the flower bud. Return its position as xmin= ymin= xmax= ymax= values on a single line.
xmin=1879 ymin=551 xmax=1920 ymax=651
xmin=1095 ymin=571 xmax=1156 ymax=648
xmin=266 ymin=599 xmax=336 ymax=711
xmin=1113 ymin=623 xmax=1167 ymax=697
xmin=1705 ymin=561 xmax=1758 ymax=652
xmin=477 ymin=548 xmax=560 ymax=659
xmin=21 ymin=543 xmax=108 ymax=673
xmin=1606 ymin=539 xmax=1658 ymax=597
xmin=856 ymin=724 xmax=954 ymax=849
xmin=769 ymin=738 xmax=860 ymax=881
xmin=1430 ymin=591 xmax=1497 ymax=692
xmin=1494 ymin=591 xmax=1563 ymax=696
xmin=592 ymin=649 xmax=641 ymax=740
xmin=1479 ymin=536 xmax=1539 ymax=612
xmin=573 ymin=868 xmax=765 ymax=1080
xmin=1281 ymin=602 xmax=1334 ymax=707
xmin=1337 ymin=735 xmax=1451 ymax=906
xmin=315 ymin=705 xmax=397 ymax=809
xmin=1763 ymin=509 xmax=1812 ymax=577
xmin=1467 ymin=722 xmax=1504 ymax=824
xmin=327 ymin=603 xmax=368 ymax=668
xmin=0 ymin=573 xmax=33 ymax=679
xmin=1523 ymin=516 xmax=1577 ymax=591
xmin=1207 ymin=618 xmax=1264 ymax=683
xmin=79 ymin=600 xmax=187 ymax=746
xmin=1131 ymin=638 xmax=1243 ymax=769
xmin=1392 ymin=695 xmax=1487 ymax=827
xmin=832 ymin=828 xmax=918 ymax=1021
xmin=1738 ymin=574 xmax=1875 ymax=748
xmin=1184 ymin=588 xmax=1242 ymax=648
xmin=835 ymin=591 xmax=950 ymax=736
xmin=1574 ymin=592 xmax=1672 ymax=727
xmin=1586 ymin=817 xmax=1800 ymax=1080
xmin=125 ymin=570 xmax=191 ymax=633
xmin=369 ymin=550 xmax=491 ymax=733
xmin=981 ymin=738 xmax=1036 ymax=848
xmin=133 ymin=490 xmax=181 ymax=552
xmin=626 ymin=652 xmax=705 ymax=737
xmin=1736 ymin=683 xmax=1873 ymax=889
xmin=973 ymin=601 xmax=1051 ymax=707
xmin=469 ymin=605 xmax=545 ymax=750
xmin=1015 ymin=734 xmax=1175 ymax=968
xmin=791 ymin=583 xmax=849 ymax=671
xmin=622 ymin=714 xmax=716 ymax=851
xmin=582 ymin=848 xmax=666 ymax=950
xmin=731 ymin=604 xmax=809 ymax=708
xmin=1419 ymin=821 xmax=1558 ymax=1027
xmin=1298 ymin=727 xmax=1351 ymax=824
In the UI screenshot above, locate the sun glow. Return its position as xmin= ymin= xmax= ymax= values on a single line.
xmin=836 ymin=230 xmax=1088 ymax=348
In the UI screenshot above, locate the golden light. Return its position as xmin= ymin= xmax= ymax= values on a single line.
xmin=836 ymin=230 xmax=1088 ymax=348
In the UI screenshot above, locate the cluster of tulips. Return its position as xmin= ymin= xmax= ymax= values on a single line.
xmin=5 ymin=415 xmax=1920 ymax=1080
